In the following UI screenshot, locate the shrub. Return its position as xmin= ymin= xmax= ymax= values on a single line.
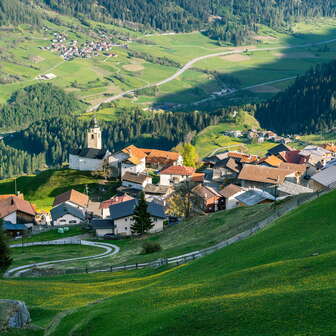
xmin=141 ymin=242 xmax=162 ymax=254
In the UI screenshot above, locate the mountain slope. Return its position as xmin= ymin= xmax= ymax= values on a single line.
xmin=256 ymin=60 xmax=336 ymax=134
xmin=47 ymin=190 xmax=336 ymax=336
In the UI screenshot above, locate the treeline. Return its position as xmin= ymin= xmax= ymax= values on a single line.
xmin=0 ymin=142 xmax=45 ymax=179
xmin=2 ymin=1 xmax=336 ymax=45
xmin=0 ymin=0 xmax=41 ymax=26
xmin=1 ymin=108 xmax=236 ymax=179
xmin=0 ymin=83 xmax=83 ymax=130
xmin=256 ymin=60 xmax=336 ymax=134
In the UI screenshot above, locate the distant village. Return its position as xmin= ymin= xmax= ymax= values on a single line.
xmin=1 ymin=118 xmax=336 ymax=239
xmin=40 ymin=29 xmax=121 ymax=61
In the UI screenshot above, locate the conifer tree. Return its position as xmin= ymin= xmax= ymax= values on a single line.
xmin=0 ymin=219 xmax=12 ymax=274
xmin=131 ymin=192 xmax=153 ymax=235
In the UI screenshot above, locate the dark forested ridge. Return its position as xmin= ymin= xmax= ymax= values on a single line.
xmin=256 ymin=60 xmax=336 ymax=135
xmin=0 ymin=83 xmax=82 ymax=130
xmin=1 ymin=1 xmax=336 ymax=45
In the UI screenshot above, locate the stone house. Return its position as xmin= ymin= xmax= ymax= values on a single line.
xmin=121 ymin=172 xmax=152 ymax=190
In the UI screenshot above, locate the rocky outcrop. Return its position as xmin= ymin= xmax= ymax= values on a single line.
xmin=0 ymin=300 xmax=31 ymax=331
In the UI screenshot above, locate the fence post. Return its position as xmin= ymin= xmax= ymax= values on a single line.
xmin=136 ymin=263 xmax=138 ymax=269
xmin=110 ymin=265 xmax=113 ymax=272
xmin=85 ymin=265 xmax=88 ymax=273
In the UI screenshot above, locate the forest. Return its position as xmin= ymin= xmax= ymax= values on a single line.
xmin=1 ymin=0 xmax=336 ymax=45
xmin=256 ymin=60 xmax=336 ymax=135
xmin=0 ymin=83 xmax=82 ymax=130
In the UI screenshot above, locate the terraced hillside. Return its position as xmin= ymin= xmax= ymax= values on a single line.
xmin=1 ymin=189 xmax=335 ymax=336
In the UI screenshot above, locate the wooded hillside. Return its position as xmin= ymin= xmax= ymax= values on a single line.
xmin=256 ymin=60 xmax=336 ymax=134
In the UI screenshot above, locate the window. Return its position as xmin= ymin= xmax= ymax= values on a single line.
xmin=60 ymin=219 xmax=66 ymax=223
xmin=125 ymin=218 xmax=128 ymax=222
xmin=69 ymin=220 xmax=77 ymax=224
xmin=124 ymin=227 xmax=128 ymax=231
xmin=91 ymin=134 xmax=94 ymax=139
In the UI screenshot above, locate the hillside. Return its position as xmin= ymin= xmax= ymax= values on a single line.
xmin=1 ymin=189 xmax=335 ymax=336
xmin=256 ymin=60 xmax=336 ymax=134
xmin=3 ymin=0 xmax=336 ymax=45
xmin=0 ymin=169 xmax=120 ymax=210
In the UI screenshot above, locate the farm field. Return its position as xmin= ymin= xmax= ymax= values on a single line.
xmin=0 ymin=169 xmax=120 ymax=211
xmin=1 ymin=189 xmax=335 ymax=336
xmin=2 ymin=15 xmax=336 ymax=117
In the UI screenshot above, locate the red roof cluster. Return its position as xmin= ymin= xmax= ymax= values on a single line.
xmin=0 ymin=196 xmax=36 ymax=218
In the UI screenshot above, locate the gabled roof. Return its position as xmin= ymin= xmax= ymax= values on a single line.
xmin=109 ymin=199 xmax=166 ymax=220
xmin=310 ymin=166 xmax=336 ymax=189
xmin=100 ymin=194 xmax=134 ymax=209
xmin=159 ymin=165 xmax=195 ymax=176
xmin=144 ymin=184 xmax=171 ymax=195
xmin=192 ymin=184 xmax=221 ymax=201
xmin=238 ymin=165 xmax=293 ymax=185
xmin=0 ymin=196 xmax=36 ymax=219
xmin=278 ymin=150 xmax=309 ymax=164
xmin=91 ymin=219 xmax=114 ymax=229
xmin=53 ymin=189 xmax=89 ymax=208
xmin=122 ymin=172 xmax=150 ymax=184
xmin=214 ymin=157 xmax=242 ymax=173
xmin=277 ymin=181 xmax=313 ymax=196
xmin=236 ymin=189 xmax=275 ymax=206
xmin=50 ymin=203 xmax=85 ymax=221
xmin=279 ymin=162 xmax=307 ymax=174
xmin=323 ymin=143 xmax=336 ymax=153
xmin=144 ymin=148 xmax=181 ymax=161
xmin=191 ymin=172 xmax=205 ymax=182
xmin=124 ymin=156 xmax=142 ymax=165
xmin=267 ymin=144 xmax=293 ymax=156
xmin=259 ymin=155 xmax=283 ymax=167
xmin=122 ymin=145 xmax=147 ymax=159
xmin=227 ymin=152 xmax=258 ymax=163
xmin=220 ymin=184 xmax=243 ymax=198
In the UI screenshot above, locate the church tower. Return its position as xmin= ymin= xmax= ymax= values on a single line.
xmin=87 ymin=117 xmax=102 ymax=150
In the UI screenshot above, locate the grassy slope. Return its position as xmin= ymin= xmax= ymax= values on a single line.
xmin=0 ymin=169 xmax=120 ymax=211
xmin=0 ymin=190 xmax=335 ymax=336
xmin=10 ymin=244 xmax=102 ymax=268
xmin=62 ymin=202 xmax=274 ymax=270
xmin=48 ymin=189 xmax=336 ymax=336
xmin=193 ymin=110 xmax=275 ymax=157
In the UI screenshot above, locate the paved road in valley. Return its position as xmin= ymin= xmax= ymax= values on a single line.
xmin=87 ymin=37 xmax=336 ymax=112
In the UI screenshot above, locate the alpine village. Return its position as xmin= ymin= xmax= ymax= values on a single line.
xmin=1 ymin=1 xmax=336 ymax=335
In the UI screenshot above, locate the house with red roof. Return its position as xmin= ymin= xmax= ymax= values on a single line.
xmin=0 ymin=195 xmax=36 ymax=236
xmin=159 ymin=165 xmax=195 ymax=186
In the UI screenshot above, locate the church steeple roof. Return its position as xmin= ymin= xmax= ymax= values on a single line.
xmin=90 ymin=116 xmax=99 ymax=129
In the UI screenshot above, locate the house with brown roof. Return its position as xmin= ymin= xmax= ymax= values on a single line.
xmin=0 ymin=196 xmax=36 ymax=236
xmin=238 ymin=164 xmax=296 ymax=194
xmin=142 ymin=148 xmax=183 ymax=169
xmin=219 ymin=184 xmax=244 ymax=210
xmin=53 ymin=189 xmax=89 ymax=212
xmin=259 ymin=155 xmax=283 ymax=168
xmin=121 ymin=172 xmax=152 ymax=190
xmin=213 ymin=157 xmax=242 ymax=181
xmin=192 ymin=184 xmax=223 ymax=212
xmin=159 ymin=165 xmax=195 ymax=186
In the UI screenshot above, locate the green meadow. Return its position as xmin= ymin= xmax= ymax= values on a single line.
xmin=1 ymin=189 xmax=335 ymax=336
xmin=0 ymin=169 xmax=120 ymax=211
xmin=2 ymin=16 xmax=336 ymax=116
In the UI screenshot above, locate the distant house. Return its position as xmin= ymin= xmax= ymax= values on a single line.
xmin=278 ymin=150 xmax=309 ymax=164
xmin=142 ymin=148 xmax=183 ymax=169
xmin=219 ymin=184 xmax=244 ymax=210
xmin=259 ymin=155 xmax=283 ymax=168
xmin=159 ymin=165 xmax=195 ymax=186
xmin=120 ymin=145 xmax=147 ymax=176
xmin=92 ymin=199 xmax=166 ymax=237
xmin=309 ymin=166 xmax=336 ymax=191
xmin=100 ymin=194 xmax=134 ymax=218
xmin=121 ymin=172 xmax=152 ymax=190
xmin=238 ymin=164 xmax=296 ymax=194
xmin=299 ymin=145 xmax=333 ymax=175
xmin=236 ymin=189 xmax=275 ymax=207
xmin=53 ymin=189 xmax=89 ymax=212
xmin=0 ymin=196 xmax=36 ymax=236
xmin=50 ymin=203 xmax=85 ymax=226
xmin=192 ymin=184 xmax=223 ymax=212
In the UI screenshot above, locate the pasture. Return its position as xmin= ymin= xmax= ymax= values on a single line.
xmin=2 ymin=17 xmax=336 ymax=117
